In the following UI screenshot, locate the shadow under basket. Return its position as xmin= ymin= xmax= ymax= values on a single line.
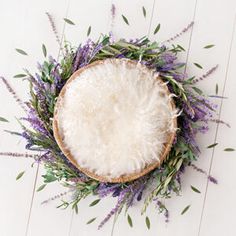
xmin=53 ymin=59 xmax=177 ymax=183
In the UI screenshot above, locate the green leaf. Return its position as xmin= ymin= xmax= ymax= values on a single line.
xmin=194 ymin=63 xmax=203 ymax=69
xmin=87 ymin=26 xmax=91 ymax=37
xmin=37 ymin=184 xmax=46 ymax=192
xmin=215 ymin=83 xmax=218 ymax=95
xmin=181 ymin=205 xmax=190 ymax=215
xmin=145 ymin=216 xmax=150 ymax=229
xmin=4 ymin=130 xmax=21 ymax=136
xmin=64 ymin=18 xmax=75 ymax=25
xmin=142 ymin=6 xmax=146 ymax=18
xmin=15 ymin=48 xmax=28 ymax=55
xmin=207 ymin=143 xmax=218 ymax=149
xmin=16 ymin=171 xmax=25 ymax=180
xmin=164 ymin=175 xmax=173 ymax=188
xmin=42 ymin=44 xmax=47 ymax=57
xmin=204 ymin=44 xmax=215 ymax=49
xmin=86 ymin=217 xmax=96 ymax=224
xmin=57 ymin=200 xmax=69 ymax=209
xmin=191 ymin=185 xmax=201 ymax=193
xmin=122 ymin=15 xmax=129 ymax=25
xmin=0 ymin=117 xmax=9 ymax=122
xmin=89 ymin=199 xmax=100 ymax=207
xmin=72 ymin=203 xmax=78 ymax=214
xmin=188 ymin=76 xmax=195 ymax=82
xmin=192 ymin=86 xmax=203 ymax=95
xmin=224 ymin=148 xmax=235 ymax=152
xmin=42 ymin=174 xmax=57 ymax=183
xmin=177 ymin=44 xmax=185 ymax=51
xmin=127 ymin=214 xmax=133 ymax=227
xmin=175 ymin=63 xmax=185 ymax=69
xmin=13 ymin=74 xmax=27 ymax=78
xmin=154 ymin=23 xmax=160 ymax=35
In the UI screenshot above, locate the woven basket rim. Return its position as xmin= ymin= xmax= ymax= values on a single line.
xmin=53 ymin=58 xmax=177 ymax=183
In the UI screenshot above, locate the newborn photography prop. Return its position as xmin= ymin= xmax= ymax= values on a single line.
xmin=0 ymin=9 xmax=221 ymax=230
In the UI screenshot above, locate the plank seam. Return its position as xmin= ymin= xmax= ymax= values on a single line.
xmin=197 ymin=13 xmax=236 ymax=236
xmin=25 ymin=163 xmax=39 ymax=236
xmin=184 ymin=0 xmax=199 ymax=72
xmin=57 ymin=0 xmax=71 ymax=61
xmin=147 ymin=0 xmax=156 ymax=37
xmin=68 ymin=211 xmax=74 ymax=236
xmin=24 ymin=0 xmax=72 ymax=234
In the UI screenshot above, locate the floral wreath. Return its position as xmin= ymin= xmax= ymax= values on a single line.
xmin=0 ymin=12 xmax=221 ymax=230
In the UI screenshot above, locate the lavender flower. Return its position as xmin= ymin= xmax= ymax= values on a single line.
xmin=46 ymin=12 xmax=61 ymax=46
xmin=154 ymin=199 xmax=169 ymax=222
xmin=72 ymin=40 xmax=95 ymax=72
xmin=111 ymin=4 xmax=116 ymax=19
xmin=0 ymin=152 xmax=40 ymax=160
xmin=97 ymin=183 xmax=121 ymax=198
xmin=41 ymin=190 xmax=72 ymax=204
xmin=208 ymin=176 xmax=218 ymax=184
xmin=21 ymin=117 xmax=48 ymax=136
xmin=0 ymin=76 xmax=27 ymax=113
xmin=209 ymin=119 xmax=230 ymax=128
xmin=125 ymin=177 xmax=149 ymax=207
xmin=98 ymin=188 xmax=129 ymax=229
xmin=39 ymin=151 xmax=55 ymax=162
xmin=165 ymin=21 xmax=194 ymax=43
xmin=193 ymin=65 xmax=218 ymax=83
xmin=190 ymin=164 xmax=218 ymax=184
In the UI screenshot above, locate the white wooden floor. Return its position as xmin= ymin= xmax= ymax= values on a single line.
xmin=0 ymin=0 xmax=236 ymax=235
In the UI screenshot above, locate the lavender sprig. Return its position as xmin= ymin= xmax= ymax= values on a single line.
xmin=0 ymin=76 xmax=27 ymax=113
xmin=41 ymin=190 xmax=71 ymax=204
xmin=98 ymin=188 xmax=129 ymax=229
xmin=0 ymin=152 xmax=41 ymax=160
xmin=46 ymin=12 xmax=61 ymax=46
xmin=192 ymin=65 xmax=218 ymax=83
xmin=164 ymin=22 xmax=194 ymax=43
xmin=190 ymin=163 xmax=218 ymax=184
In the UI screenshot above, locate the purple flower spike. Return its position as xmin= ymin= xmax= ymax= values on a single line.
xmin=98 ymin=188 xmax=129 ymax=229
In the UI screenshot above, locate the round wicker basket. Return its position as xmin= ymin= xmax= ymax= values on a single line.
xmin=53 ymin=59 xmax=177 ymax=183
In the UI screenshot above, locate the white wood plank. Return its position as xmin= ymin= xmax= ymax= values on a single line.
xmin=149 ymin=0 xmax=197 ymax=66
xmin=158 ymin=0 xmax=236 ymax=235
xmin=182 ymin=1 xmax=236 ymax=236
xmin=149 ymin=0 xmax=196 ymax=44
xmin=0 ymin=0 xmax=70 ymax=235
xmin=199 ymin=13 xmax=236 ymax=236
xmin=70 ymin=195 xmax=117 ymax=236
xmin=0 ymin=1 xmax=40 ymax=235
xmin=153 ymin=0 xmax=236 ymax=235
xmin=20 ymin=0 xmax=76 ymax=236
xmin=111 ymin=0 xmax=155 ymax=39
xmin=64 ymin=0 xmax=111 ymax=45
xmin=0 ymin=145 xmax=36 ymax=236
xmin=26 ymin=172 xmax=73 ymax=236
